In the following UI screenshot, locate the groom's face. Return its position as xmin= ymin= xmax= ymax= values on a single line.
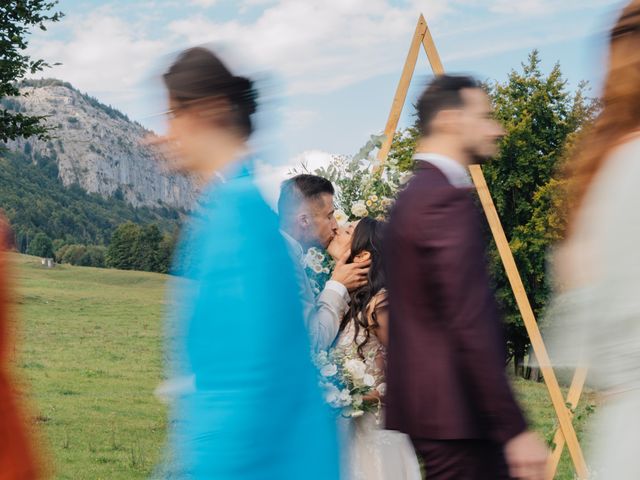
xmin=306 ymin=193 xmax=339 ymax=249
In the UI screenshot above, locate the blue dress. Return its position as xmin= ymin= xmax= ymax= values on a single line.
xmin=165 ymin=160 xmax=339 ymax=479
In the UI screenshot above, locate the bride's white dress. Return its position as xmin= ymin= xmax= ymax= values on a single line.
xmin=334 ymin=310 xmax=422 ymax=480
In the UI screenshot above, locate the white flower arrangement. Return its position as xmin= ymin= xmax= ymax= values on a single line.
xmin=290 ymin=134 xmax=412 ymax=224
xmin=313 ymin=347 xmax=383 ymax=419
xmin=334 ymin=209 xmax=349 ymax=226
xmin=351 ymin=200 xmax=369 ymax=218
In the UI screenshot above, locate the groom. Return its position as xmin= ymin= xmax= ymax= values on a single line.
xmin=384 ymin=76 xmax=548 ymax=480
xmin=278 ymin=174 xmax=370 ymax=351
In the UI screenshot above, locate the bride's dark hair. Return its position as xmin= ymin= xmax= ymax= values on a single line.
xmin=163 ymin=47 xmax=258 ymax=138
xmin=338 ymin=217 xmax=386 ymax=358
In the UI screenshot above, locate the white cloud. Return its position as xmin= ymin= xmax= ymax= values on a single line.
xmin=282 ymin=108 xmax=318 ymax=130
xmin=29 ymin=12 xmax=168 ymax=96
xmin=190 ymin=0 xmax=218 ymax=6
xmin=24 ymin=0 xmax=623 ymax=156
xmin=167 ymin=0 xmax=450 ymax=95
xmin=488 ymin=0 xmax=550 ymax=15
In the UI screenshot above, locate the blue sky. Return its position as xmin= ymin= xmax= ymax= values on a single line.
xmin=29 ymin=0 xmax=624 ymax=168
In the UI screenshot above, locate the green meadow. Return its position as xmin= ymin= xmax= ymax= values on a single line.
xmin=12 ymin=254 xmax=596 ymax=479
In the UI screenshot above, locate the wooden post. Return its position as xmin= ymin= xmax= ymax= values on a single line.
xmin=376 ymin=15 xmax=427 ymax=163
xmin=377 ymin=14 xmax=589 ymax=479
xmin=547 ymin=367 xmax=589 ymax=479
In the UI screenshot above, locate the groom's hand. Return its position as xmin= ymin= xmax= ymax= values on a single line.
xmin=331 ymin=250 xmax=371 ymax=292
xmin=504 ymin=430 xmax=548 ymax=480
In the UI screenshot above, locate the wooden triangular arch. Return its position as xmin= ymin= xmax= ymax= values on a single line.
xmin=377 ymin=14 xmax=589 ymax=480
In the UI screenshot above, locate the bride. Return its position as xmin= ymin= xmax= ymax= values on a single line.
xmin=327 ymin=217 xmax=422 ymax=480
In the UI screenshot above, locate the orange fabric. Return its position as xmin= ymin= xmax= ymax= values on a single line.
xmin=0 ymin=219 xmax=42 ymax=480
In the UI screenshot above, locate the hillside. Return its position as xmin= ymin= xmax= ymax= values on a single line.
xmin=2 ymin=79 xmax=196 ymax=210
xmin=0 ymin=148 xmax=182 ymax=250
xmin=0 ymin=79 xmax=196 ymax=251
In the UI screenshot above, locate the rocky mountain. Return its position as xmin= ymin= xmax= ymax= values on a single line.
xmin=2 ymin=79 xmax=197 ymax=210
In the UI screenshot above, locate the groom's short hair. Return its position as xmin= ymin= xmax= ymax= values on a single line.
xmin=278 ymin=174 xmax=334 ymax=218
xmin=417 ymin=74 xmax=480 ymax=136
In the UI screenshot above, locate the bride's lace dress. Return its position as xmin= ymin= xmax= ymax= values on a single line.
xmin=334 ymin=299 xmax=422 ymax=480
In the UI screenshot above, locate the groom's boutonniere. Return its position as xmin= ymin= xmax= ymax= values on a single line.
xmin=304 ymin=247 xmax=334 ymax=296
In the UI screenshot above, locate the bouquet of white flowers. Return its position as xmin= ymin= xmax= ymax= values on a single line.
xmin=313 ymin=347 xmax=385 ymax=419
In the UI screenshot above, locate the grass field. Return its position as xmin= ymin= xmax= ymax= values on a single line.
xmin=11 ymin=253 xmax=597 ymax=479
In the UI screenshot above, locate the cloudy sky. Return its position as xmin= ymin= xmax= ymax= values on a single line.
xmin=28 ymin=0 xmax=623 ymax=169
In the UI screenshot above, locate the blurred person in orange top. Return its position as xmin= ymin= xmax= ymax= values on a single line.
xmin=0 ymin=216 xmax=45 ymax=480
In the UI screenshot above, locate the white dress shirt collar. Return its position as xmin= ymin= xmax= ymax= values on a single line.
xmin=413 ymin=152 xmax=472 ymax=189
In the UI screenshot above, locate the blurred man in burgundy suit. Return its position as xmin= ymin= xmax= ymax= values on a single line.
xmin=383 ymin=75 xmax=548 ymax=480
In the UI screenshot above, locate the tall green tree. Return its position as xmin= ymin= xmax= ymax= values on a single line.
xmin=484 ymin=51 xmax=598 ymax=373
xmin=26 ymin=231 xmax=53 ymax=257
xmin=0 ymin=0 xmax=63 ymax=142
xmin=105 ymin=222 xmax=141 ymax=270
xmin=132 ymin=224 xmax=163 ymax=272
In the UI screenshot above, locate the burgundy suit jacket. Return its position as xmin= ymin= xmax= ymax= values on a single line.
xmin=383 ymin=161 xmax=526 ymax=445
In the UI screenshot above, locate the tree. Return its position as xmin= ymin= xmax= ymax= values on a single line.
xmin=157 ymin=230 xmax=179 ymax=274
xmin=0 ymin=1 xmax=63 ymax=142
xmin=105 ymin=222 xmax=141 ymax=270
xmin=26 ymin=231 xmax=53 ymax=257
xmin=132 ymin=224 xmax=162 ymax=272
xmin=387 ymin=126 xmax=419 ymax=172
xmin=483 ymin=51 xmax=598 ymax=375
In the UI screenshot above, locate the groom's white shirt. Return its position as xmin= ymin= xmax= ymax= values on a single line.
xmin=413 ymin=152 xmax=473 ymax=188
xmin=281 ymin=230 xmax=350 ymax=352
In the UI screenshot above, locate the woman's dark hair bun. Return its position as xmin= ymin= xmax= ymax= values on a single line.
xmin=164 ymin=47 xmax=258 ymax=136
xmin=231 ymin=76 xmax=258 ymax=116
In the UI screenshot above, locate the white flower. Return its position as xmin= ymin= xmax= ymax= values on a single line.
xmin=304 ymin=249 xmax=322 ymax=270
xmin=321 ymin=364 xmax=338 ymax=377
xmin=315 ymin=350 xmax=328 ymax=365
xmin=352 ymin=394 xmax=363 ymax=407
xmin=312 ymin=263 xmax=323 ymax=274
xmin=376 ymin=383 xmax=387 ymax=396
xmin=363 ymin=374 xmax=375 ymax=387
xmin=324 ymin=383 xmax=342 ymax=407
xmin=347 ymin=408 xmax=365 ymax=418
xmin=344 ymin=358 xmax=367 ymax=380
xmin=351 ymin=201 xmax=368 ymax=218
xmin=381 ymin=197 xmax=393 ymax=208
xmin=334 ymin=209 xmax=348 ymax=226
xmin=368 ymin=194 xmax=379 ymax=202
xmin=339 ymin=388 xmax=352 ymax=406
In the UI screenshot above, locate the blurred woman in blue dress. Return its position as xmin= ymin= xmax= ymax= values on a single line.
xmin=156 ymin=46 xmax=339 ymax=479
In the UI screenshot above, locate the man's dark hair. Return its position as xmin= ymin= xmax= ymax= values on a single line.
xmin=278 ymin=174 xmax=335 ymax=218
xmin=417 ymin=75 xmax=480 ymax=136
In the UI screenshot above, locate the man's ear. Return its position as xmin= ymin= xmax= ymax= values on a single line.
xmin=354 ymin=251 xmax=371 ymax=263
xmin=297 ymin=213 xmax=310 ymax=229
xmin=432 ymin=109 xmax=462 ymax=135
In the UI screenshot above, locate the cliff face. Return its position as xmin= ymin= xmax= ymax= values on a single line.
xmin=3 ymin=79 xmax=197 ymax=210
